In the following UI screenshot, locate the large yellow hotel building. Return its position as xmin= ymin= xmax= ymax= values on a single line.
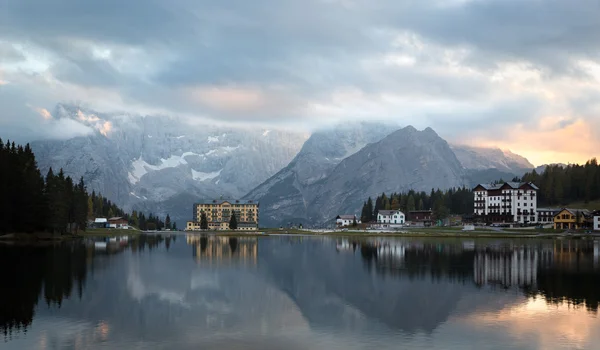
xmin=186 ymin=199 xmax=259 ymax=231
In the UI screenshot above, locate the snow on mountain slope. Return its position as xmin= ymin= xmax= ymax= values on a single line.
xmin=31 ymin=104 xmax=308 ymax=224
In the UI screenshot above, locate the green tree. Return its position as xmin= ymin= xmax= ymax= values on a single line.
xmin=229 ymin=213 xmax=238 ymax=230
xmin=391 ymin=197 xmax=400 ymax=210
xmin=433 ymin=199 xmax=449 ymax=222
xmin=366 ymin=197 xmax=374 ymax=222
xmin=200 ymin=212 xmax=208 ymax=230
xmin=87 ymin=196 xmax=94 ymax=219
xmin=165 ymin=214 xmax=171 ymax=230
xmin=172 ymin=222 xmax=177 ymax=231
xmin=407 ymin=195 xmax=416 ymax=212
xmin=130 ymin=210 xmax=139 ymax=228
xmin=352 ymin=217 xmax=358 ymax=227
xmin=360 ymin=201 xmax=369 ymax=223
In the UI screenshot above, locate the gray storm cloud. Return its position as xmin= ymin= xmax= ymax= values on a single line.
xmin=0 ymin=0 xmax=598 ymax=163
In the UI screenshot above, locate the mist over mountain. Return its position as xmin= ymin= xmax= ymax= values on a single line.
xmin=450 ymin=144 xmax=534 ymax=174
xmin=246 ymin=126 xmax=467 ymax=227
xmin=31 ymin=104 xmax=308 ymax=224
xmin=28 ymin=104 xmax=537 ymax=227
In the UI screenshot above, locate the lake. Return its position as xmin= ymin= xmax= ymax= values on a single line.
xmin=2 ymin=234 xmax=600 ymax=349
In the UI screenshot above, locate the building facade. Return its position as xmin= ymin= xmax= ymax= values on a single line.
xmin=336 ymin=215 xmax=359 ymax=227
xmin=108 ymin=217 xmax=129 ymax=229
xmin=473 ymin=182 xmax=539 ymax=224
xmin=377 ymin=210 xmax=405 ymax=224
xmin=594 ymin=211 xmax=600 ymax=231
xmin=186 ymin=199 xmax=259 ymax=231
xmin=407 ymin=210 xmax=433 ymax=226
xmin=553 ymin=208 xmax=590 ymax=230
xmin=537 ymin=208 xmax=560 ymax=224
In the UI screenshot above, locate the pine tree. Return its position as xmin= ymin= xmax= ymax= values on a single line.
xmin=172 ymin=222 xmax=177 ymax=231
xmin=366 ymin=197 xmax=374 ymax=222
xmin=200 ymin=212 xmax=208 ymax=230
xmin=391 ymin=197 xmax=400 ymax=210
xmin=229 ymin=213 xmax=238 ymax=230
xmin=360 ymin=202 xmax=369 ymax=223
xmin=352 ymin=217 xmax=358 ymax=227
xmin=407 ymin=195 xmax=416 ymax=212
xmin=165 ymin=214 xmax=171 ymax=230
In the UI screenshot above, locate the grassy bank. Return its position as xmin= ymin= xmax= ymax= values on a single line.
xmin=80 ymin=228 xmax=141 ymax=237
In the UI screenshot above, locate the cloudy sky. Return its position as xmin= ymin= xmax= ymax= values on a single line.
xmin=0 ymin=0 xmax=599 ymax=165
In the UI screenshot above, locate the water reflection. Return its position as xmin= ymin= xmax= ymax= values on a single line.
xmin=187 ymin=235 xmax=258 ymax=266
xmin=1 ymin=235 xmax=600 ymax=349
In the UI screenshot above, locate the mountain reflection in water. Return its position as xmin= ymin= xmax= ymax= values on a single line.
xmin=1 ymin=235 xmax=600 ymax=350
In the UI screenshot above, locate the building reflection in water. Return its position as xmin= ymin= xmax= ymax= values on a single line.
xmin=474 ymin=248 xmax=539 ymax=288
xmin=186 ymin=235 xmax=258 ymax=266
xmin=338 ymin=238 xmax=600 ymax=312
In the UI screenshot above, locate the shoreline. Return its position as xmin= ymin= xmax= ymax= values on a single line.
xmin=2 ymin=229 xmax=599 ymax=242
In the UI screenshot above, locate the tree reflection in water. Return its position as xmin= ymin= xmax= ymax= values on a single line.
xmin=348 ymin=238 xmax=600 ymax=313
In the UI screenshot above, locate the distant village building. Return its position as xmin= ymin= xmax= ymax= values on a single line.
xmin=473 ymin=182 xmax=539 ymax=224
xmin=593 ymin=211 xmax=600 ymax=231
xmin=553 ymin=208 xmax=591 ymax=230
xmin=377 ymin=210 xmax=405 ymax=224
xmin=407 ymin=210 xmax=433 ymax=226
xmin=336 ymin=215 xmax=359 ymax=227
xmin=537 ymin=208 xmax=560 ymax=224
xmin=186 ymin=199 xmax=259 ymax=231
xmin=93 ymin=218 xmax=108 ymax=228
xmin=108 ymin=217 xmax=129 ymax=229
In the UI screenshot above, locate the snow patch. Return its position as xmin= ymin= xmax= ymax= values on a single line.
xmin=207 ymin=136 xmax=219 ymax=143
xmin=175 ymin=135 xmax=186 ymax=139
xmin=128 ymin=153 xmax=199 ymax=184
xmin=263 ymin=130 xmax=271 ymax=136
xmin=129 ymin=192 xmax=142 ymax=199
xmin=147 ymin=135 xmax=153 ymax=138
xmin=222 ymin=145 xmax=240 ymax=152
xmin=191 ymin=169 xmax=222 ymax=181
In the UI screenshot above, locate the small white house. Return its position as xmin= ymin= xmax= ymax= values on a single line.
xmin=378 ymin=210 xmax=405 ymax=224
xmin=594 ymin=213 xmax=600 ymax=231
xmin=336 ymin=215 xmax=359 ymax=227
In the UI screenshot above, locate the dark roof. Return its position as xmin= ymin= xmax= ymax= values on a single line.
xmin=195 ymin=199 xmax=259 ymax=205
xmin=378 ymin=210 xmax=403 ymax=216
xmin=556 ymin=208 xmax=592 ymax=217
xmin=337 ymin=215 xmax=356 ymax=220
xmin=473 ymin=182 xmax=539 ymax=191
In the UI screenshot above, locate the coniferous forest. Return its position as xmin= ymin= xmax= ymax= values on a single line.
xmin=360 ymin=187 xmax=474 ymax=223
xmin=0 ymin=139 xmax=172 ymax=234
xmin=521 ymin=159 xmax=600 ymax=206
xmin=359 ymin=158 xmax=600 ymax=223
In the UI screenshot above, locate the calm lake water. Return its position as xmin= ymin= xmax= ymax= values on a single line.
xmin=2 ymin=234 xmax=600 ymax=350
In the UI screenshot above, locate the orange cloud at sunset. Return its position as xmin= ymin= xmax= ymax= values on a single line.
xmin=462 ymin=117 xmax=600 ymax=166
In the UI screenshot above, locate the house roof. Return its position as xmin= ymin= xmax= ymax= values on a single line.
xmin=537 ymin=208 xmax=561 ymax=212
xmin=337 ymin=215 xmax=356 ymax=220
xmin=378 ymin=210 xmax=403 ymax=215
xmin=108 ymin=217 xmax=124 ymax=221
xmin=94 ymin=218 xmax=108 ymax=223
xmin=473 ymin=182 xmax=539 ymax=191
xmin=556 ymin=208 xmax=592 ymax=217
xmin=195 ymin=199 xmax=259 ymax=205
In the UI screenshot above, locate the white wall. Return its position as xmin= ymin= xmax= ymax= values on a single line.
xmin=594 ymin=216 xmax=600 ymax=231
